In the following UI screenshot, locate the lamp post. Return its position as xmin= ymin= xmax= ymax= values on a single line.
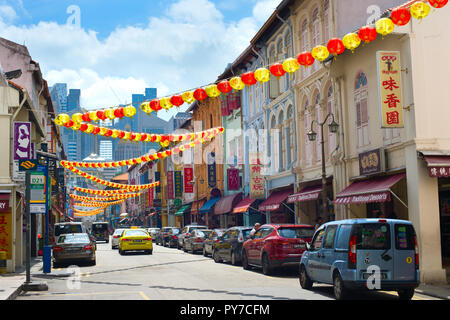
xmin=191 ymin=177 xmax=204 ymax=224
xmin=307 ymin=112 xmax=339 ymax=221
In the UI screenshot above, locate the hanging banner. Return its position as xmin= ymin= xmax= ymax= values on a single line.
xmin=207 ymin=152 xmax=217 ymax=188
xmin=0 ymin=210 xmax=12 ymax=260
xmin=227 ymin=168 xmax=240 ymax=191
xmin=377 ymin=51 xmax=404 ymax=128
xmin=184 ymin=167 xmax=194 ymax=193
xmin=14 ymin=122 xmax=32 ymax=160
xmin=167 ymin=171 xmax=174 ymax=200
xmin=174 ymin=171 xmax=183 ymax=198
xmin=249 ymin=152 xmax=265 ymax=199
xmin=148 ymin=179 xmax=154 ymax=207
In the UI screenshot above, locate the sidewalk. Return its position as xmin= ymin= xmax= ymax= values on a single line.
xmin=416 ymin=284 xmax=450 ymax=300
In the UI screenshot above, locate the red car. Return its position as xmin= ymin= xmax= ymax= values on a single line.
xmin=242 ymin=224 xmax=315 ymax=275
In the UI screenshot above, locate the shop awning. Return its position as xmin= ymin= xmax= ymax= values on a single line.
xmin=259 ymin=189 xmax=293 ymax=212
xmin=287 ymin=186 xmax=322 ymax=204
xmin=175 ymin=204 xmax=191 ymax=216
xmin=423 ymin=155 xmax=450 ymax=177
xmin=233 ymin=196 xmax=258 ymax=213
xmin=214 ymin=192 xmax=243 ymax=215
xmin=190 ymin=199 xmax=206 ymax=215
xmin=199 ymin=197 xmax=221 ymax=214
xmin=333 ymin=173 xmax=406 ymax=205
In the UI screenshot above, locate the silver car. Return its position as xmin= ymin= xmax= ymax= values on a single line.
xmin=53 ymin=233 xmax=96 ymax=267
xmin=111 ymin=228 xmax=126 ymax=249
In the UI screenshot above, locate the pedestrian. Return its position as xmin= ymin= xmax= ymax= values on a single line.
xmin=250 ymin=223 xmax=261 ymax=237
xmin=314 ymin=217 xmax=323 ymax=230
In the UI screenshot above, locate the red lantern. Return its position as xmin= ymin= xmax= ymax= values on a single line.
xmin=429 ymin=0 xmax=448 ymax=8
xmin=118 ymin=130 xmax=125 ymax=139
xmin=150 ymin=99 xmax=162 ymax=112
xmin=390 ymin=7 xmax=411 ymax=26
xmin=82 ymin=112 xmax=91 ymax=122
xmin=297 ymin=51 xmax=315 ymax=67
xmin=327 ymin=38 xmax=345 ymax=56
xmin=79 ymin=123 xmax=88 ymax=132
xmin=170 ymin=95 xmax=184 ymax=107
xmin=114 ymin=107 xmax=124 ymax=118
xmin=193 ymin=88 xmax=208 ymax=101
xmin=358 ymin=26 xmax=377 ymax=43
xmin=64 ymin=120 xmax=74 ymax=128
xmin=141 ymin=133 xmax=147 ymax=141
xmin=105 ymin=129 xmax=113 ymax=137
xmin=217 ymin=80 xmax=233 ymax=94
xmin=130 ymin=133 xmax=136 ymax=140
xmin=96 ymin=110 xmax=106 ymax=121
xmin=92 ymin=126 xmax=100 ymax=135
xmin=269 ymin=63 xmax=286 ymax=77
xmin=241 ymin=72 xmax=257 ymax=86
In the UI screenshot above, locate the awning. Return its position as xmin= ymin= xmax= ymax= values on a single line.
xmin=190 ymin=199 xmax=206 ymax=215
xmin=287 ymin=186 xmax=322 ymax=204
xmin=333 ymin=173 xmax=405 ymax=205
xmin=214 ymin=192 xmax=243 ymax=215
xmin=423 ymin=155 xmax=450 ymax=177
xmin=233 ymin=196 xmax=258 ymax=213
xmin=175 ymin=204 xmax=191 ymax=216
xmin=259 ymin=189 xmax=293 ymax=212
xmin=199 ymin=197 xmax=221 ymax=214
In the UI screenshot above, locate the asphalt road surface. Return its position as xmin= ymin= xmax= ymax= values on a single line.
xmin=16 ymin=239 xmax=438 ymax=301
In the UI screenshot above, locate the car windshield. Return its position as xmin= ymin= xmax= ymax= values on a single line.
xmin=124 ymin=230 xmax=148 ymax=237
xmin=278 ymin=227 xmax=315 ymax=239
xmin=92 ymin=224 xmax=108 ymax=231
xmin=241 ymin=229 xmax=252 ymax=240
xmin=171 ymin=229 xmax=180 ymax=235
xmin=55 ymin=224 xmax=82 ymax=236
xmin=357 ymin=223 xmax=391 ymax=250
xmin=113 ymin=229 xmax=124 ymax=235
xmin=58 ymin=234 xmax=89 ymax=244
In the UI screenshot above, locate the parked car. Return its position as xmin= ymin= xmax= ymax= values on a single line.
xmin=212 ymin=226 xmax=252 ymax=265
xmin=147 ymin=228 xmax=160 ymax=240
xmin=178 ymin=224 xmax=208 ymax=249
xmin=299 ymin=218 xmax=420 ymax=300
xmin=161 ymin=227 xmax=180 ymax=247
xmin=165 ymin=228 xmax=181 ymax=248
xmin=52 ymin=233 xmax=96 ymax=267
xmin=242 ymin=224 xmax=314 ymax=275
xmin=53 ymin=222 xmax=87 ymax=245
xmin=183 ymin=229 xmax=216 ymax=254
xmin=92 ymin=222 xmax=110 ymax=243
xmin=118 ymin=228 xmax=153 ymax=255
xmin=111 ymin=228 xmax=126 ymax=249
xmin=203 ymin=229 xmax=225 ymax=257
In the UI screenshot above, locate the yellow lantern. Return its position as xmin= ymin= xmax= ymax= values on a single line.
xmin=104 ymin=108 xmax=116 ymax=120
xmin=134 ymin=133 xmax=141 ymax=142
xmin=182 ymin=91 xmax=196 ymax=104
xmin=123 ymin=105 xmax=136 ymax=118
xmin=254 ymin=68 xmax=270 ymax=83
xmin=123 ymin=132 xmax=130 ymax=140
xmin=140 ymin=102 xmax=152 ymax=114
xmin=99 ymin=127 xmax=108 ymax=136
xmin=229 ymin=76 xmax=245 ymax=90
xmin=85 ymin=124 xmax=94 ymax=134
xmin=55 ymin=113 xmax=70 ymax=126
xmin=410 ymin=1 xmax=431 ymax=20
xmin=161 ymin=140 xmax=170 ymax=148
xmin=205 ymin=84 xmax=221 ymax=98
xmin=71 ymin=122 xmax=81 ymax=131
xmin=72 ymin=113 xmax=83 ymax=124
xmin=375 ymin=18 xmax=395 ymax=37
xmin=160 ymin=97 xmax=173 ymax=110
xmin=311 ymin=45 xmax=330 ymax=62
xmin=282 ymin=58 xmax=300 ymax=74
xmin=111 ymin=129 xmax=120 ymax=138
xmin=342 ymin=33 xmax=361 ymax=52
xmin=89 ymin=111 xmax=99 ymax=122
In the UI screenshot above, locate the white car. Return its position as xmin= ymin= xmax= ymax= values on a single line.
xmin=111 ymin=229 xmax=126 ymax=249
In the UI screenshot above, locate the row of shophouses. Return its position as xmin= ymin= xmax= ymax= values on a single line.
xmin=0 ymin=37 xmax=68 ymax=273
xmin=123 ymin=0 xmax=450 ymax=284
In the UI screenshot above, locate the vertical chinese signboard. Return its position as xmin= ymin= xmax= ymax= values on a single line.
xmin=227 ymin=168 xmax=240 ymax=191
xmin=377 ymin=51 xmax=404 ymax=128
xmin=184 ymin=167 xmax=194 ymax=193
xmin=167 ymin=171 xmax=174 ymax=200
xmin=14 ymin=122 xmax=32 ymax=160
xmin=174 ymin=171 xmax=183 ymax=198
xmin=0 ymin=209 xmax=12 ymax=259
xmin=249 ymin=152 xmax=265 ymax=199
xmin=207 ymin=152 xmax=217 ymax=188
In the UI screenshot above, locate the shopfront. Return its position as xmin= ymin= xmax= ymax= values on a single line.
xmin=233 ymin=196 xmax=264 ymax=227
xmin=213 ymin=192 xmax=243 ymax=228
xmin=199 ymin=197 xmax=220 ymax=227
xmin=189 ymin=199 xmax=205 ymax=225
xmin=259 ymin=188 xmax=294 ymax=224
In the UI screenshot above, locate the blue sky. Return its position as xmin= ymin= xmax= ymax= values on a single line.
xmin=0 ymin=0 xmax=278 ymax=120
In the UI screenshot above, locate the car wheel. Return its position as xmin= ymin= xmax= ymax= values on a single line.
xmin=90 ymin=259 xmax=96 ymax=266
xmin=261 ymin=253 xmax=273 ymax=275
xmin=299 ymin=265 xmax=313 ymax=290
xmin=147 ymin=250 xmax=153 ymax=255
xmin=397 ymin=289 xmax=414 ymax=300
xmin=119 ymin=248 xmax=124 ymax=255
xmin=333 ymin=272 xmax=348 ymax=300
xmin=203 ymin=246 xmax=207 ymax=257
xmin=242 ymin=250 xmax=250 ymax=270
xmin=231 ymin=251 xmax=240 ymax=266
xmin=213 ymin=250 xmax=222 ymax=263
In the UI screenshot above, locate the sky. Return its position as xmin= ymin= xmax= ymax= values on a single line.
xmin=0 ymin=0 xmax=281 ymax=120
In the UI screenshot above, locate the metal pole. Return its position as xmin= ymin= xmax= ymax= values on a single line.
xmin=321 ymin=123 xmax=328 ymax=220
xmin=25 ymin=171 xmax=31 ymax=284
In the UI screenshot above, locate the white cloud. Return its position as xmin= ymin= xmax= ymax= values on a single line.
xmin=0 ymin=5 xmax=17 ymax=23
xmin=252 ymin=0 xmax=280 ymax=24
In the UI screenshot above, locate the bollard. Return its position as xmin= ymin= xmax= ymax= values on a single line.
xmin=0 ymin=251 xmax=7 ymax=274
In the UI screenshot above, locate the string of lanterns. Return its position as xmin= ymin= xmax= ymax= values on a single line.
xmin=52 ymin=1 xmax=445 ymax=123
xmin=70 ymin=193 xmax=142 ymax=202
xmin=73 ymin=187 xmax=132 ymax=195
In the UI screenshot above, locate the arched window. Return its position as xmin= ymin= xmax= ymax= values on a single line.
xmin=327 ymin=85 xmax=336 ymax=156
xmin=312 ymin=7 xmax=321 ymax=71
xmin=269 ymin=46 xmax=279 ymax=98
xmin=286 ymin=105 xmax=294 ymax=168
xmin=355 ymin=72 xmax=370 ymax=148
xmin=323 ymin=0 xmax=330 ymax=42
xmin=314 ymin=92 xmax=322 ymax=163
xmin=301 ymin=19 xmax=310 ymax=79
xmin=277 ymin=38 xmax=285 ymax=93
xmin=304 ymin=99 xmax=313 ymax=166
xmin=270 ymin=115 xmax=278 ymax=173
xmin=278 ymin=110 xmax=285 ymax=171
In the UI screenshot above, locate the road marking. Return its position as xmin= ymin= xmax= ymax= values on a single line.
xmin=139 ymin=291 xmax=150 ymax=300
xmin=27 ymin=291 xmax=141 ymax=298
xmin=378 ymin=290 xmax=430 ymax=300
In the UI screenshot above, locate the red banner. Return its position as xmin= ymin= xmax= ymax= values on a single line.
xmin=148 ymin=179 xmax=153 ymax=207
xmin=167 ymin=171 xmax=174 ymax=200
xmin=184 ymin=167 xmax=193 ymax=193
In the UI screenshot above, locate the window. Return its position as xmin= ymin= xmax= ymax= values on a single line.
xmin=323 ymin=0 xmax=331 ymax=42
xmin=269 ymin=46 xmax=279 ymax=98
xmin=278 ymin=110 xmax=285 ymax=171
xmin=58 ymin=234 xmax=90 ymax=244
xmin=335 ymin=225 xmax=352 ymax=249
xmin=311 ymin=228 xmax=325 ymax=251
xmin=277 ymin=38 xmax=286 ymax=93
xmin=287 ymin=105 xmax=294 ymax=168
xmin=356 ymin=223 xmax=391 ymax=250
xmin=314 ymin=93 xmax=322 ymax=163
xmin=355 ymin=72 xmax=370 ymax=148
xmin=301 ymin=19 xmax=310 ymax=79
xmin=278 ymin=227 xmax=315 ymax=239
xmin=312 ymin=8 xmax=321 ymax=71
xmin=395 ymin=224 xmax=416 ymax=250
xmin=323 ymin=225 xmax=338 ymax=249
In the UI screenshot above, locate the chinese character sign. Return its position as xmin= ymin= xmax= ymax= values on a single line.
xmin=0 ymin=210 xmax=12 ymax=259
xmin=227 ymin=168 xmax=240 ymax=191
xmin=377 ymin=51 xmax=404 ymax=128
xmin=167 ymin=171 xmax=174 ymax=200
xmin=184 ymin=167 xmax=194 ymax=193
xmin=174 ymin=171 xmax=183 ymax=198
xmin=249 ymin=152 xmax=265 ymax=199
xmin=207 ymin=152 xmax=217 ymax=188
xmin=14 ymin=122 xmax=32 ymax=160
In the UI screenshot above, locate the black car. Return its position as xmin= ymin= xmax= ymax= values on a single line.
xmin=203 ymin=229 xmax=225 ymax=257
xmin=91 ymin=222 xmax=109 ymax=243
xmin=163 ymin=227 xmax=180 ymax=247
xmin=212 ymin=226 xmax=252 ymax=266
xmin=159 ymin=227 xmax=178 ymax=246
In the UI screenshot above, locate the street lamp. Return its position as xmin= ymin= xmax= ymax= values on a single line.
xmin=191 ymin=177 xmax=204 ymax=224
xmin=307 ymin=112 xmax=339 ymax=220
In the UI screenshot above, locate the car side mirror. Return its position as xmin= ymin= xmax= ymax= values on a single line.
xmin=305 ymin=242 xmax=311 ymax=251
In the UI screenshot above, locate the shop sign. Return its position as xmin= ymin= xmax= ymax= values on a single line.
xmin=249 ymin=152 xmax=265 ymax=199
xmin=0 ymin=210 xmax=12 ymax=259
xmin=359 ymin=148 xmax=384 ymax=176
xmin=377 ymin=51 xmax=404 ymax=128
xmin=184 ymin=167 xmax=194 ymax=193
xmin=167 ymin=171 xmax=174 ymax=200
xmin=428 ymin=167 xmax=450 ymax=178
xmin=174 ymin=171 xmax=183 ymax=197
xmin=0 ymin=193 xmax=10 ymax=213
xmin=227 ymin=168 xmax=240 ymax=191
xmin=14 ymin=122 xmax=32 ymax=160
xmin=207 ymin=152 xmax=217 ymax=188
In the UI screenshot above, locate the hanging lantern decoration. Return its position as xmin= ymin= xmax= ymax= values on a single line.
xmin=205 ymin=84 xmax=221 ymax=98
xmin=72 ymin=113 xmax=83 ymax=123
xmin=311 ymin=45 xmax=330 ymax=62
xmin=118 ymin=130 xmax=125 ymax=139
xmin=170 ymin=95 xmax=184 ymax=107
xmin=96 ymin=110 xmax=107 ymax=121
xmin=89 ymin=111 xmax=99 ymax=122
xmin=375 ymin=18 xmax=395 ymax=37
xmin=79 ymin=123 xmax=88 ymax=132
xmin=150 ymin=99 xmax=162 ymax=112
xmin=105 ymin=129 xmax=113 ymax=138
xmin=342 ymin=33 xmax=361 ymax=53
xmin=193 ymin=88 xmax=208 ymax=101
xmin=229 ymin=77 xmax=245 ymax=90
xmin=390 ymin=7 xmax=411 ymax=26
xmin=282 ymin=57 xmax=300 ymax=74
xmin=64 ymin=120 xmax=74 ymax=128
xmin=55 ymin=113 xmax=70 ymax=126
xmin=104 ymin=108 xmax=116 ymax=120
xmin=71 ymin=122 xmax=81 ymax=131
xmin=269 ymin=63 xmax=286 ymax=77
xmin=254 ymin=68 xmax=270 ymax=83
xmin=217 ymin=80 xmax=233 ymax=94
xmin=241 ymin=72 xmax=257 ymax=86
xmin=297 ymin=51 xmax=315 ymax=67
xmin=81 ymin=112 xmax=91 ymax=122
xmin=99 ymin=127 xmax=108 ymax=136
xmin=123 ymin=105 xmax=136 ymax=117
xmin=327 ymin=38 xmax=345 ymax=57
xmin=114 ymin=107 xmax=125 ymax=119
xmin=85 ymin=124 xmax=94 ymax=134
xmin=92 ymin=126 xmax=100 ymax=135
xmin=358 ymin=26 xmax=377 ymax=43
xmin=111 ymin=129 xmax=120 ymax=138
xmin=182 ymin=91 xmax=196 ymax=104
xmin=159 ymin=97 xmax=172 ymax=110
xmin=410 ymin=1 xmax=431 ymax=20
xmin=140 ymin=102 xmax=152 ymax=113
xmin=428 ymin=0 xmax=448 ymax=8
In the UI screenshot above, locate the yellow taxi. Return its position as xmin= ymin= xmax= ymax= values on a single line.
xmin=118 ymin=228 xmax=153 ymax=255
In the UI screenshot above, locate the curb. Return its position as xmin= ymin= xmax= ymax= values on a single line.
xmin=416 ymin=289 xmax=450 ymax=300
xmin=6 ymin=284 xmax=23 ymax=300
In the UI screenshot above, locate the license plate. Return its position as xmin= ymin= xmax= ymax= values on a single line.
xmin=362 ymin=272 xmax=387 ymax=280
xmin=294 ymin=244 xmax=305 ymax=249
xmin=133 ymin=240 xmax=143 ymax=243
